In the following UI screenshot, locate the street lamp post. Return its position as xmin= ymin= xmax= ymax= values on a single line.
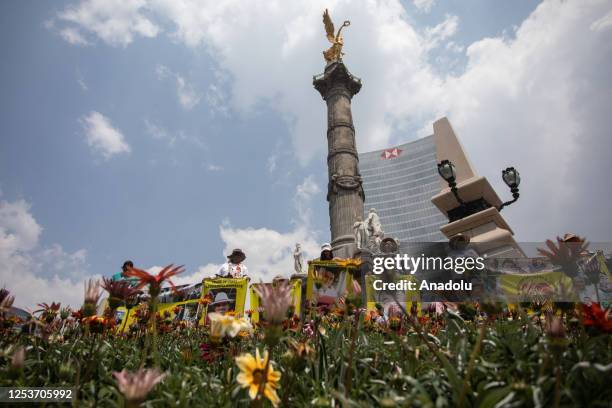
xmin=436 ymin=160 xmax=521 ymax=220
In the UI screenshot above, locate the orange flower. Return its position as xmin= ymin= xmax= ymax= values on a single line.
xmin=199 ymin=294 xmax=213 ymax=306
xmin=582 ymin=303 xmax=612 ymax=333
xmin=82 ymin=315 xmax=110 ymax=333
xmin=123 ymin=264 xmax=185 ymax=297
xmin=101 ymin=277 xmax=139 ymax=308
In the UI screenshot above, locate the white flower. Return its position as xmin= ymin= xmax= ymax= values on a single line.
xmin=209 ymin=313 xmax=253 ymax=340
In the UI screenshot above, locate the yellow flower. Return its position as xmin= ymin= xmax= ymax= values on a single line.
xmin=235 ymin=348 xmax=281 ymax=407
xmin=288 ymin=339 xmax=315 ymax=360
xmin=209 ymin=313 xmax=253 ymax=342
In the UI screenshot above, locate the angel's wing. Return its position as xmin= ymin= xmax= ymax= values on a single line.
xmin=323 ymin=9 xmax=335 ymax=43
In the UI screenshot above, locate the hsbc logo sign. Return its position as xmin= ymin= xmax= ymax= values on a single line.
xmin=380 ymin=148 xmax=402 ymax=159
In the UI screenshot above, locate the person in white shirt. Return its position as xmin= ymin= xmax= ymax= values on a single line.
xmin=217 ymin=248 xmax=249 ymax=278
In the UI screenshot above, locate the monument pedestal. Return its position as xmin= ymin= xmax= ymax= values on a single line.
xmin=432 ymin=179 xmax=525 ymax=258
xmin=431 ymin=119 xmax=525 ymax=258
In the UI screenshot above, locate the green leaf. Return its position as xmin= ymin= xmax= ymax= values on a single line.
xmin=478 ymin=386 xmax=512 ymax=408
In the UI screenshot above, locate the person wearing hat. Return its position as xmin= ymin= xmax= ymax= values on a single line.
xmin=217 ymin=249 xmax=249 ymax=278
xmin=319 ymin=243 xmax=334 ymax=261
xmin=210 ymin=291 xmax=232 ymax=314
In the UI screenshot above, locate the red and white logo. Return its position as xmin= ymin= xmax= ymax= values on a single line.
xmin=380 ymin=148 xmax=402 ymax=159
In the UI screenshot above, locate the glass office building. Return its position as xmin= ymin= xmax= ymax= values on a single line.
xmin=359 ymin=136 xmax=447 ymax=252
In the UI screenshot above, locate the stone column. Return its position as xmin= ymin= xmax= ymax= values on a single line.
xmin=313 ymin=61 xmax=364 ymax=259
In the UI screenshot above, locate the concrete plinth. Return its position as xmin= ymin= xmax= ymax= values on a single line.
xmin=431 ymin=118 xmax=525 ymax=258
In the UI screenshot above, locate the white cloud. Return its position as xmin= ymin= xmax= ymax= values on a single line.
xmin=144 ymin=119 xmax=177 ymax=146
xmin=215 ymin=221 xmax=319 ymax=282
xmin=295 ymin=175 xmax=320 ymax=202
xmin=267 ymin=154 xmax=277 ymax=173
xmin=56 ymin=0 xmax=160 ymax=47
xmin=170 ymin=264 xmax=221 ymax=287
xmin=165 ymin=175 xmax=323 ymax=285
xmin=176 ymin=75 xmax=201 ymax=110
xmin=155 ymin=64 xmax=170 ymax=79
xmin=60 ymin=27 xmax=90 ymax=45
xmin=55 ymin=0 xmax=612 ymax=241
xmin=294 ymin=175 xmax=322 ymax=229
xmin=0 ymin=199 xmax=41 ymax=255
xmin=445 ymin=41 xmax=464 ymax=53
xmin=141 ymin=0 xmax=440 ymax=162
xmin=413 ymin=0 xmax=436 ymax=13
xmin=590 ymin=9 xmax=612 ymax=32
xmin=426 ymin=0 xmax=612 ymax=241
xmin=81 ymin=111 xmax=131 ymax=159
xmin=155 ymin=64 xmax=201 ymax=110
xmin=206 ymin=84 xmax=229 ymax=117
xmin=77 ymin=78 xmax=88 ymax=91
xmin=223 ymin=176 xmax=322 ymax=282
xmin=0 ymin=199 xmax=94 ymax=310
xmin=76 ymin=69 xmax=89 ymax=90
xmin=144 ymin=119 xmax=167 ymax=140
xmin=424 ymin=14 xmax=459 ymax=49
xmin=207 ymin=163 xmax=223 ymax=172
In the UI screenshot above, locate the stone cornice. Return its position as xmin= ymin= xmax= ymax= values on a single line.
xmin=313 ymin=61 xmax=362 ymax=99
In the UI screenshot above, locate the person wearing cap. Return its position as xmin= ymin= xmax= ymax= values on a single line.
xmin=217 ymin=249 xmax=249 ymax=278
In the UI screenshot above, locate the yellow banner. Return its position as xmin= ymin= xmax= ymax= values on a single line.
xmin=306 ymin=260 xmax=359 ymax=307
xmin=365 ymin=274 xmax=421 ymax=316
xmin=499 ymin=271 xmax=575 ymax=303
xmin=201 ymin=277 xmax=249 ymax=324
xmin=249 ymin=279 xmax=302 ymax=323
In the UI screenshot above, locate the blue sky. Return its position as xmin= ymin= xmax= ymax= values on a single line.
xmin=1 ymin=0 xmax=611 ymax=308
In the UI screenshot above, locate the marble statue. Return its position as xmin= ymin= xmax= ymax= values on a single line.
xmin=367 ymin=208 xmax=384 ymax=244
xmin=293 ymin=243 xmax=304 ymax=274
xmin=353 ymin=216 xmax=369 ymax=249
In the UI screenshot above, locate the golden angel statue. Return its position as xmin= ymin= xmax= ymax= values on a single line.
xmin=322 ymin=9 xmax=351 ymax=63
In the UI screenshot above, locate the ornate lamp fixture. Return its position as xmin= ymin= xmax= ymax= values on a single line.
xmin=437 ymin=160 xmax=465 ymax=205
xmin=437 ymin=160 xmax=521 ymax=221
xmin=498 ymin=167 xmax=521 ymax=211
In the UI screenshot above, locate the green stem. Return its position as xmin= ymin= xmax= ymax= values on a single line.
xmin=344 ymin=310 xmax=360 ymax=397
xmin=281 ymin=369 xmax=293 ymax=407
xmin=554 ymin=363 xmax=561 ymax=408
xmin=150 ymin=297 xmax=159 ymax=367
xmin=458 ymin=323 xmax=486 ymax=408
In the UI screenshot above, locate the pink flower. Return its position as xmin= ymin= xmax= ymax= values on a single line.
xmin=303 ymin=321 xmax=315 ymax=337
xmin=113 ymin=368 xmax=166 ymax=404
xmin=254 ymin=280 xmax=293 ymax=325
